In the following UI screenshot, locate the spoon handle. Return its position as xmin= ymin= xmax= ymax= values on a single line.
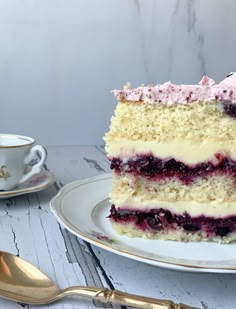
xmin=62 ymin=286 xmax=199 ymax=309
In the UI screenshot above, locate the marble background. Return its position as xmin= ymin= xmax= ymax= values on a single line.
xmin=0 ymin=0 xmax=235 ymax=145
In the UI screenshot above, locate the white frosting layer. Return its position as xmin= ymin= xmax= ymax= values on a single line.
xmin=112 ymin=197 xmax=236 ymax=217
xmin=106 ymin=140 xmax=236 ymax=164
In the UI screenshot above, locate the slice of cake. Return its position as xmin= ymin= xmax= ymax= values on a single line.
xmin=104 ymin=73 xmax=236 ymax=243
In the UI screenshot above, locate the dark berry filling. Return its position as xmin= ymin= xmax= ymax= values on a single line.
xmin=110 ymin=154 xmax=236 ymax=184
xmin=109 ymin=205 xmax=236 ymax=237
xmin=221 ymin=101 xmax=236 ymax=118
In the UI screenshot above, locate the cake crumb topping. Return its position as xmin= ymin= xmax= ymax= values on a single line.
xmin=123 ymin=81 xmax=132 ymax=90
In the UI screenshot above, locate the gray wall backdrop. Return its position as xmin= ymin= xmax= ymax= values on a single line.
xmin=0 ymin=0 xmax=236 ymax=146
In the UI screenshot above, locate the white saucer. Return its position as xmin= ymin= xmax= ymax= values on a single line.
xmin=50 ymin=173 xmax=236 ymax=273
xmin=0 ymin=169 xmax=55 ymax=199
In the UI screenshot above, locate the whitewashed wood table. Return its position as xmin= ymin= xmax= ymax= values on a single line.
xmin=0 ymin=145 xmax=235 ymax=309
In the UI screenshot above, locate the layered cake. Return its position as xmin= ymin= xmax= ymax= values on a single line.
xmin=104 ymin=73 xmax=236 ymax=243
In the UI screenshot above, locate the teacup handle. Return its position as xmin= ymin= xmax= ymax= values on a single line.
xmin=19 ymin=145 xmax=47 ymax=184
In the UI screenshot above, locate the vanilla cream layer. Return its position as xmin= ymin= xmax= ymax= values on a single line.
xmin=111 ymin=195 xmax=236 ymax=217
xmin=106 ymin=140 xmax=236 ymax=164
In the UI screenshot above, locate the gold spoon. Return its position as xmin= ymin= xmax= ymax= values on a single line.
xmin=0 ymin=251 xmax=199 ymax=308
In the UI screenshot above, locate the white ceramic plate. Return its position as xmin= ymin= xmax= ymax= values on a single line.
xmin=0 ymin=169 xmax=55 ymax=199
xmin=50 ymin=173 xmax=236 ymax=273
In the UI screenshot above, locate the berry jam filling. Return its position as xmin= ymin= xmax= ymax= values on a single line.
xmin=221 ymin=101 xmax=236 ymax=118
xmin=110 ymin=154 xmax=236 ymax=184
xmin=109 ymin=205 xmax=236 ymax=237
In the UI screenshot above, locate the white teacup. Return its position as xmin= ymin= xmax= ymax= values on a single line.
xmin=0 ymin=134 xmax=47 ymax=190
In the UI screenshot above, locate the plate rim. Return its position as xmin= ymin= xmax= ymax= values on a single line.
xmin=50 ymin=173 xmax=236 ymax=273
xmin=0 ymin=169 xmax=55 ymax=198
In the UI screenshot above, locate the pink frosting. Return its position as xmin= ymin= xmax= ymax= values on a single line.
xmin=114 ymin=73 xmax=236 ymax=104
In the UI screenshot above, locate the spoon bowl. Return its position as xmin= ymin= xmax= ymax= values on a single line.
xmin=0 ymin=251 xmax=60 ymax=304
xmin=0 ymin=251 xmax=199 ymax=308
